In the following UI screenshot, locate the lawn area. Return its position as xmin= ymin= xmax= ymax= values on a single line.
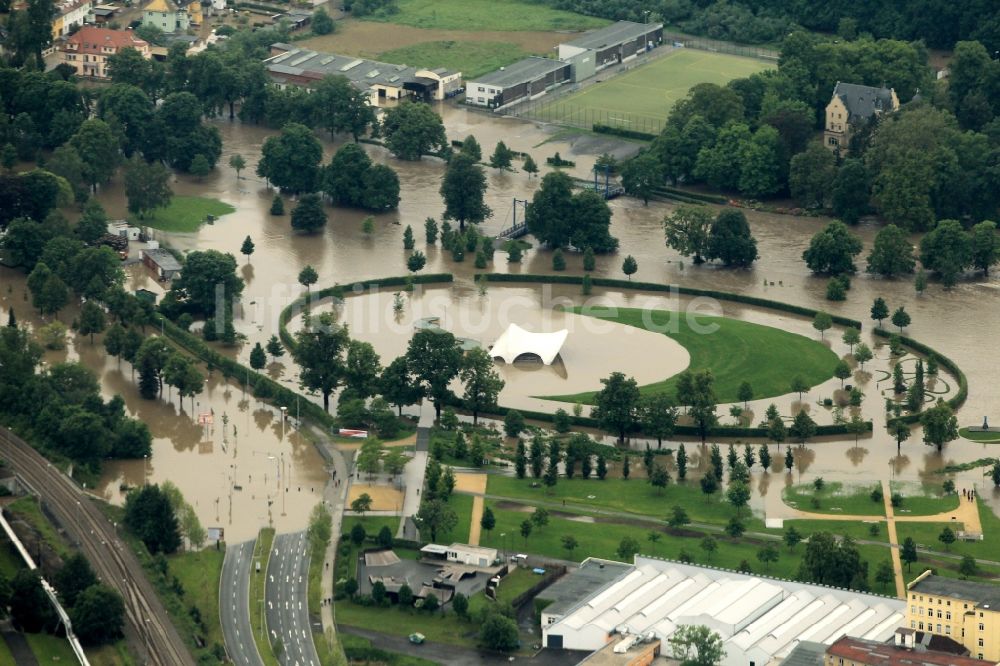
xmin=889 ymin=482 xmax=961 ymax=516
xmin=446 ymin=493 xmax=473 ymax=544
xmin=530 ymin=49 xmax=772 ymax=132
xmin=0 ymin=637 xmax=13 ymax=664
xmin=142 ymin=196 xmax=235 ymax=233
xmin=486 ymin=473 xmax=763 ymax=530
xmin=959 ymin=427 xmax=1000 ymax=442
xmin=365 ymin=0 xmax=607 ymax=31
xmin=378 ymin=40 xmax=531 ymax=79
xmin=782 ymin=482 xmax=885 ymax=517
xmin=776 ymin=519 xmax=889 ymax=544
xmin=26 ymin=633 xmax=77 ymax=662
xmin=0 ymin=534 xmax=23 ymax=578
xmin=250 ymin=529 xmax=279 ymax=666
xmin=168 ymin=547 xmax=225 ymax=653
xmin=545 ymin=306 xmax=838 ymax=404
xmin=6 ymin=496 xmax=74 ymax=558
xmin=896 ymin=501 xmax=1000 ymax=561
xmin=341 ymin=633 xmax=439 ymax=666
xmin=338 ymin=601 xmax=481 ymax=646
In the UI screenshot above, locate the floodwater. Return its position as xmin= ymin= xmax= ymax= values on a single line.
xmin=3 ymin=101 xmax=1000 ymax=536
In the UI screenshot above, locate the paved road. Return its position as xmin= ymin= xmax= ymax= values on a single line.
xmin=266 ymin=531 xmax=319 ymax=666
xmin=221 ymin=540 xmax=265 ymax=666
xmin=0 ymin=427 xmax=195 ymax=666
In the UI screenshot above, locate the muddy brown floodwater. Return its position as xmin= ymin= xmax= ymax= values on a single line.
xmin=3 ymin=103 xmax=999 ymax=535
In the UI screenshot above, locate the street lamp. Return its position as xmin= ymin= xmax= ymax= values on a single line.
xmin=500 ymin=532 xmax=507 ymax=563
xmin=280 ymin=406 xmax=288 ymax=440
xmin=142 ymin=454 xmax=148 ymax=485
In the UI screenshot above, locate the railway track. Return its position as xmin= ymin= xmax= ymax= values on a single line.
xmin=0 ymin=427 xmax=195 ymax=666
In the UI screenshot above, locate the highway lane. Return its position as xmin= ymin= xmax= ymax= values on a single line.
xmin=265 ymin=531 xmax=319 ymax=666
xmin=221 ymin=540 xmax=265 ymax=666
xmin=0 ymin=427 xmax=195 ymax=666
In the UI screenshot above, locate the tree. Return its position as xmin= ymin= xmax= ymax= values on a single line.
xmin=170 ymin=250 xmax=243 ymax=315
xmin=854 ymin=343 xmax=873 ymax=370
xmin=292 ymin=312 xmax=349 ymax=411
xmin=480 ymin=612 xmax=519 ymax=652
xmin=450 ymin=591 xmax=467 ymax=617
xmin=891 ymin=307 xmax=911 ymax=333
xmin=440 ymin=152 xmax=491 ymax=233
xmin=10 ymin=570 xmax=56 ymax=633
xmin=240 ymin=236 xmax=255 ymax=264
xmin=415 ymin=499 xmax=457 ymax=542
xmin=35 ymin=272 xmax=69 ymax=317
xmin=519 ymin=518 xmax=533 ymax=544
xmin=312 ymin=6 xmax=334 ymax=33
xmin=71 ymin=584 xmax=125 ymax=646
xmin=812 ymin=312 xmax=832 ymax=339
xmin=504 ymin=410 xmax=525 ymax=439
xmin=123 ymin=484 xmax=181 ymax=554
xmin=831 ymin=158 xmax=870 ymax=224
xmin=526 ymin=171 xmax=617 ymax=252
xmin=921 ymin=400 xmax=958 ymax=452
xmin=901 ymin=537 xmax=918 ymax=571
xmin=459 ymin=135 xmax=482 ymax=161
xmin=489 ymin=141 xmax=513 ymax=172
xmin=344 ymin=340 xmax=382 ymax=398
xmin=189 ymin=154 xmax=211 ymax=181
xmin=621 ymin=151 xmax=661 ymax=204
xmin=669 ymin=625 xmax=726 ymax=666
xmin=55 ymin=553 xmax=97 ymax=608
xmin=939 ymin=526 xmax=956 ymax=551
xmin=77 ymin=200 xmax=109 ymax=245
xmin=298 ymin=265 xmax=319 ymax=293
xmin=842 ymin=327 xmax=861 ymax=352
xmin=783 ymin=526 xmax=802 ymax=550
xmin=726 ymin=481 xmax=751 ymax=516
xmin=960 ymin=555 xmax=979 ymax=579
xmin=256 ymin=123 xmax=322 ymax=193
xmin=668 ymin=505 xmax=691 ymax=529
xmin=523 ymin=154 xmax=538 ymax=178
xmin=350 ymin=493 xmax=373 ymax=515
xmin=970 ymin=220 xmax=1000 ymax=276
xmin=870 ymin=298 xmax=889 ymax=329
xmin=706 ymin=209 xmax=758 ymax=267
xmin=875 ymin=561 xmax=895 ymax=590
xmin=640 ymin=393 xmax=678 ymax=448
xmin=531 ymin=507 xmax=550 ymax=532
xmin=833 ymin=360 xmax=851 ymax=388
xmin=381 ymin=101 xmax=447 ymax=160
xmin=789 ymin=143 xmax=836 ymax=208
xmin=229 ymin=154 xmax=246 ymax=179
xmin=407 ymin=251 xmax=427 ymax=273
xmin=622 ymin=255 xmax=638 ymax=280
xmin=649 ymin=464 xmax=670 ymax=494
xmin=866 ymin=224 xmax=915 ymax=277
xmin=798 ymin=532 xmax=868 ymax=589
xmin=675 ymin=442 xmax=688 ymax=480
xmin=291 ymin=193 xmax=327 ymax=233
xmin=992 ymin=462 xmax=1000 ymax=487
xmin=789 ymin=410 xmax=817 ymax=445
xmin=406 ymin=328 xmax=463 ymax=421
xmin=349 ymin=523 xmax=366 ymax=546
xmin=479 ymin=506 xmax=496 ymax=541
xmin=757 ymin=545 xmax=779 ymax=570
xmin=78 ymin=301 xmax=106 ymax=344
xmin=663 ymin=205 xmax=712 ymax=263
xmin=593 ymin=372 xmax=640 ymax=444
xmin=270 ymin=195 xmax=284 ymax=215
xmin=803 ymin=221 xmax=863 ymax=274
xmin=70 ymin=118 xmax=121 ymax=192
xmin=617 ymin=536 xmax=641 ymax=561
xmin=249 ymin=342 xmax=267 ymax=371
xmin=919 ymin=219 xmax=971 ymax=287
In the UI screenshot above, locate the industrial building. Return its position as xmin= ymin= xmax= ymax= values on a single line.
xmin=420 ymin=543 xmax=498 ymax=568
xmin=906 ymin=571 xmax=1000 ymax=661
xmin=265 ymin=44 xmax=462 ymax=107
xmin=465 ymin=57 xmax=571 ymax=109
xmin=542 ymin=556 xmax=905 ymax=665
xmin=558 ymin=20 xmax=664 ymax=76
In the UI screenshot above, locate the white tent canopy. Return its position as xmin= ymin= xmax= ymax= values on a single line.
xmin=489 ymin=324 xmax=568 ymax=365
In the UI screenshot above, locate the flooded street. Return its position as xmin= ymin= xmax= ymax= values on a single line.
xmin=4 ymin=103 xmax=1000 ymax=536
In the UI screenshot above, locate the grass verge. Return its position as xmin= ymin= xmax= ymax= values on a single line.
xmin=959 ymin=427 xmax=1000 ymax=443
xmin=782 ymin=482 xmax=885 ymax=516
xmin=378 ymin=40 xmax=530 ymax=79
xmin=364 ymin=0 xmax=607 ymax=31
xmin=545 ymin=306 xmax=839 ymax=404
xmin=341 ymin=633 xmax=438 ymax=666
xmin=250 ymin=528 xmax=280 ymax=666
xmin=6 ymin=495 xmax=74 ymax=558
xmin=142 ymin=196 xmax=236 ymax=233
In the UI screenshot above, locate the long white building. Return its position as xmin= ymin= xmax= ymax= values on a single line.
xmin=543 ymin=556 xmax=905 ymax=666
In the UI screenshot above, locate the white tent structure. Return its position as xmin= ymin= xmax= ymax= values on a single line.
xmin=489 ymin=324 xmax=568 ymax=365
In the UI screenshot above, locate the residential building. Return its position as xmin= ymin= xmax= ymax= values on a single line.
xmin=906 ymin=571 xmax=1000 ymax=661
xmin=51 ymin=0 xmax=93 ymax=39
xmin=61 ymin=26 xmax=150 ymax=79
xmin=825 ymin=631 xmax=999 ymax=666
xmin=558 ymin=20 xmax=663 ymax=79
xmin=142 ymin=0 xmax=202 ymax=34
xmin=824 ymin=81 xmax=899 ymax=153
xmin=465 ymin=57 xmax=571 ymax=109
xmin=264 ymin=44 xmax=462 ymax=107
xmin=543 ymin=556 xmax=904 ymax=664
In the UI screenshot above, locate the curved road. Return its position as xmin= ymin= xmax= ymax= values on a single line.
xmin=0 ymin=427 xmax=195 ymax=666
xmin=265 ymin=532 xmax=319 ymax=666
xmin=221 ymin=540 xmax=265 ymax=666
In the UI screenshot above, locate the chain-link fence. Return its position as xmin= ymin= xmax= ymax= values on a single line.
xmin=662 ymin=32 xmax=779 ymax=62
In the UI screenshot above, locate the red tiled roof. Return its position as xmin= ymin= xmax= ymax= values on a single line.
xmin=64 ymin=26 xmax=148 ymax=54
xmin=828 ymin=636 xmax=996 ymax=666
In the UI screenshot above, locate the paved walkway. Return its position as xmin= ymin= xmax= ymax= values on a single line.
xmin=895 ymin=492 xmax=982 ymax=531
xmin=313 ymin=430 xmax=350 ymax=659
xmin=879 ymin=480 xmax=906 ymax=598
xmin=455 ymin=474 xmax=489 ymax=546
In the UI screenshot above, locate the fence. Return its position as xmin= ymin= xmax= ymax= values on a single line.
xmin=662 ymin=32 xmax=779 ymax=62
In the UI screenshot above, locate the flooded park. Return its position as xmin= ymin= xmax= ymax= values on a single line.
xmin=3 ymin=102 xmax=999 ymax=538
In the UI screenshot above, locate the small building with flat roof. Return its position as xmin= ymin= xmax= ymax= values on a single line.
xmin=538 ymin=558 xmax=632 ymax=628
xmin=465 ymin=57 xmax=571 ymax=109
xmin=558 ymin=20 xmax=663 ymax=76
xmin=140 ymin=248 xmax=181 ymax=281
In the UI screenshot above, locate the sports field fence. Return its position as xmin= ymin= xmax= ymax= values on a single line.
xmin=506 ymin=34 xmax=777 ymax=135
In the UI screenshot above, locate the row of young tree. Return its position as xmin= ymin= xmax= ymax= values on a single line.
xmin=624 ymin=32 xmax=1000 ymax=234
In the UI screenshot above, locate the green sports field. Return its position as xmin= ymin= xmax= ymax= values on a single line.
xmin=529 ymin=48 xmax=773 ymax=133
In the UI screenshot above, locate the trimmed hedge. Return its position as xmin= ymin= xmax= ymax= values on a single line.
xmin=479 ymin=273 xmax=863 ymax=329
xmin=593 ymin=123 xmax=656 ymax=141
xmin=277 ymin=273 xmax=454 ymax=351
xmin=875 ymin=328 xmax=968 ymax=428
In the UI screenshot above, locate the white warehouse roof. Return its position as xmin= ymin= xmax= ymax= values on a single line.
xmin=543 ymin=556 xmax=905 ymax=665
xmin=489 ymin=323 xmax=568 ymax=365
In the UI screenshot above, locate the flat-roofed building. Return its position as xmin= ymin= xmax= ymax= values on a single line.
xmin=906 ymin=571 xmax=1000 ymax=661
xmin=265 ymin=43 xmax=461 ymax=107
xmin=557 ymin=20 xmax=663 ymax=76
xmin=465 ymin=57 xmax=571 ymax=109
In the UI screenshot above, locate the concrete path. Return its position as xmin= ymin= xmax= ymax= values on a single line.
xmin=314 ymin=432 xmax=350 ymax=657
xmin=880 ymin=480 xmax=906 ymax=599
xmin=895 ymin=492 xmax=982 ymax=531
xmin=220 ymin=540 xmax=264 ymax=666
